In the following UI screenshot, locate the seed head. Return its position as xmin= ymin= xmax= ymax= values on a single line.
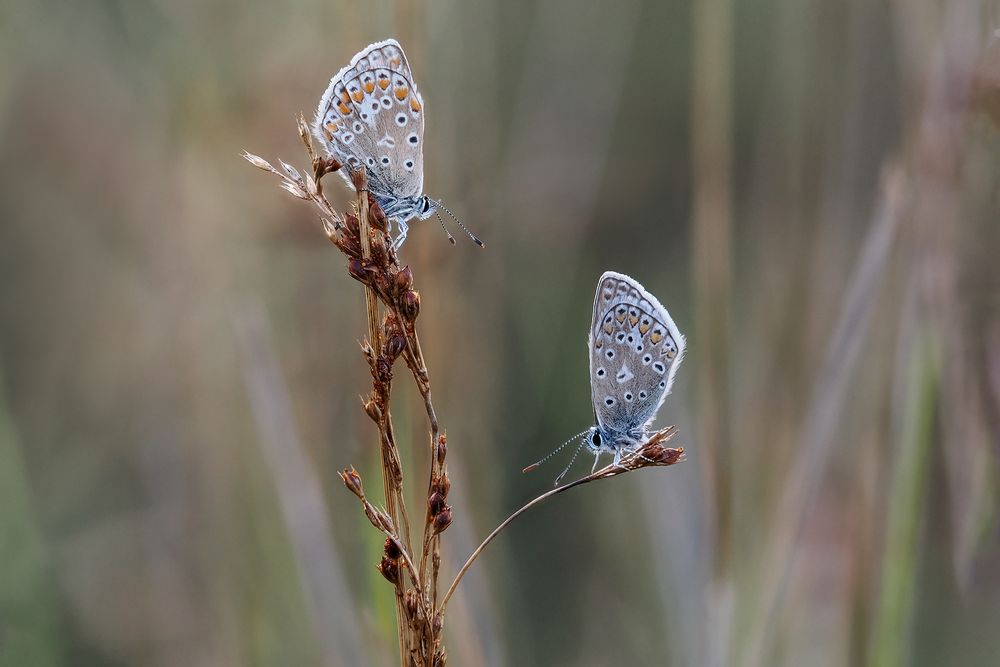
xmin=377 ymin=555 xmax=400 ymax=584
xmin=394 ymin=265 xmax=414 ymax=293
xmin=338 ymin=467 xmax=364 ymax=499
xmin=432 ymin=506 xmax=453 ymax=534
xmin=436 ymin=434 xmax=447 ymax=465
xmin=400 ymin=290 xmax=421 ymax=323
xmin=428 ymin=491 xmax=446 ymax=517
xmin=347 ymin=258 xmax=367 ymax=283
xmin=384 ymin=537 xmax=402 ymax=560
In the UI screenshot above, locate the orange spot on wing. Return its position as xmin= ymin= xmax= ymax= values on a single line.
xmin=351 ymin=90 xmax=364 ymax=102
xmin=322 ymin=126 xmax=334 ymax=141
xmin=639 ymin=322 xmax=650 ymax=335
xmin=364 ymin=81 xmax=375 ymax=93
xmin=649 ymin=333 xmax=662 ymax=345
xmin=409 ymin=97 xmax=421 ymax=112
xmin=340 ymin=91 xmax=350 ymax=104
xmin=390 ymin=57 xmax=401 ymax=67
xmin=604 ymin=324 xmax=614 ymax=334
xmin=629 ymin=315 xmax=639 ymax=327
xmin=378 ymin=77 xmax=390 ymax=90
xmin=394 ymin=86 xmax=409 ymax=100
xmin=337 ymin=102 xmax=351 ymax=115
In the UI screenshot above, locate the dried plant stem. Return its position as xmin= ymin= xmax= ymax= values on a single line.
xmin=440 ymin=427 xmax=684 ymax=611
xmin=355 ymin=179 xmax=411 ymax=664
xmin=246 ymin=120 xmax=685 ymax=666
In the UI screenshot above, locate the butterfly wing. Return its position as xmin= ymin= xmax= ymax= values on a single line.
xmin=313 ymin=39 xmax=426 ymax=200
xmin=588 ymin=271 xmax=685 ymax=436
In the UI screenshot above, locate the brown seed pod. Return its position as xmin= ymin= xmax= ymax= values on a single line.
xmin=345 ymin=212 xmax=360 ymax=237
xmin=338 ymin=467 xmax=364 ymax=499
xmin=347 ymin=258 xmax=367 ymax=283
xmin=394 ymin=265 xmax=414 ymax=294
xmin=432 ymin=506 xmax=453 ymax=534
xmin=384 ymin=537 xmax=402 ymax=560
xmin=404 ymin=589 xmax=419 ymax=619
xmin=377 ymin=555 xmax=400 ymax=584
xmin=433 ymin=471 xmax=451 ymax=498
xmin=428 ymin=490 xmax=446 ymax=517
xmin=383 ymin=334 xmax=407 ymax=361
xmin=368 ymin=195 xmax=389 ymax=232
xmin=363 ymin=397 xmax=382 ymax=422
xmin=400 ymin=289 xmax=421 ymax=323
xmin=436 ymin=434 xmax=447 ymax=465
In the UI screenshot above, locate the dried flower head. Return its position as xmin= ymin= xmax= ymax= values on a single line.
xmin=432 ymin=506 xmax=453 ymax=534
xmin=338 ymin=466 xmax=364 ymax=500
xmin=384 ymin=537 xmax=402 ymax=560
xmin=400 ymin=290 xmax=421 ymax=323
xmin=377 ymin=555 xmax=401 ymax=584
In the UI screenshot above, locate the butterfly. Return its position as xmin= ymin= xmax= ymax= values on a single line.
xmin=312 ymin=38 xmax=481 ymax=249
xmin=526 ymin=271 xmax=685 ymax=484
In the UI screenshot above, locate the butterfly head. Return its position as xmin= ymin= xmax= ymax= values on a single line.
xmin=418 ymin=195 xmax=437 ymax=220
xmin=586 ymin=424 xmax=642 ymax=455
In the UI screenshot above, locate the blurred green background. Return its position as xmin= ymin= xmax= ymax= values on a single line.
xmin=2 ymin=0 xmax=1000 ymax=665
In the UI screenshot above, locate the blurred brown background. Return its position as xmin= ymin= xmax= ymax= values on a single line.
xmin=2 ymin=1 xmax=1000 ymax=665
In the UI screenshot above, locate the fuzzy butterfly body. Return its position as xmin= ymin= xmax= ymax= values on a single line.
xmin=586 ymin=271 xmax=685 ymax=461
xmin=313 ymin=39 xmax=434 ymax=248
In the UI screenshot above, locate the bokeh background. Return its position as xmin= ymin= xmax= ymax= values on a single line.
xmin=2 ymin=0 xmax=1000 ymax=665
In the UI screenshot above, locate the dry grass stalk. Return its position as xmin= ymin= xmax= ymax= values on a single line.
xmin=244 ymin=118 xmax=684 ymax=666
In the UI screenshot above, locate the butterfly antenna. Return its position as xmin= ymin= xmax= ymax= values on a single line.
xmin=522 ymin=429 xmax=589 ymax=474
xmin=434 ymin=210 xmax=456 ymax=245
xmin=554 ymin=438 xmax=587 ymax=487
xmin=432 ymin=198 xmax=485 ymax=247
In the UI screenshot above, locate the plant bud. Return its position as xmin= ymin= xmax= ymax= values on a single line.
xmin=404 ymin=590 xmax=419 ymax=618
xmin=347 ymin=258 xmax=367 ymax=283
xmin=363 ymin=397 xmax=382 ymax=422
xmin=384 ymin=537 xmax=402 ymax=560
xmin=345 ymin=213 xmax=360 ymax=236
xmin=434 ymin=472 xmax=451 ymax=498
xmin=372 ymin=236 xmax=390 ymax=266
xmin=376 ymin=357 xmax=393 ymax=383
xmin=313 ymin=156 xmax=341 ymax=178
xmin=428 ymin=491 xmax=446 ymax=517
xmin=339 ymin=467 xmax=364 ymax=499
xmin=436 ymin=434 xmax=447 ymax=465
xmin=383 ymin=334 xmax=407 ymax=361
xmin=400 ymin=289 xmax=421 ymax=323
xmin=394 ymin=265 xmax=414 ymax=293
xmin=432 ymin=506 xmax=453 ymax=534
xmin=368 ymin=195 xmax=388 ymax=232
xmin=377 ymin=555 xmax=400 ymax=584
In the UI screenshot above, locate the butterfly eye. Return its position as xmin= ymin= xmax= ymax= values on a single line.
xmin=591 ymin=432 xmax=602 ymax=447
xmin=421 ymin=197 xmax=431 ymax=213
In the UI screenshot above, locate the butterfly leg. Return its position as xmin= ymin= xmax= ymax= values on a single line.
xmin=390 ymin=218 xmax=410 ymax=251
xmin=591 ymin=450 xmax=602 ymax=474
